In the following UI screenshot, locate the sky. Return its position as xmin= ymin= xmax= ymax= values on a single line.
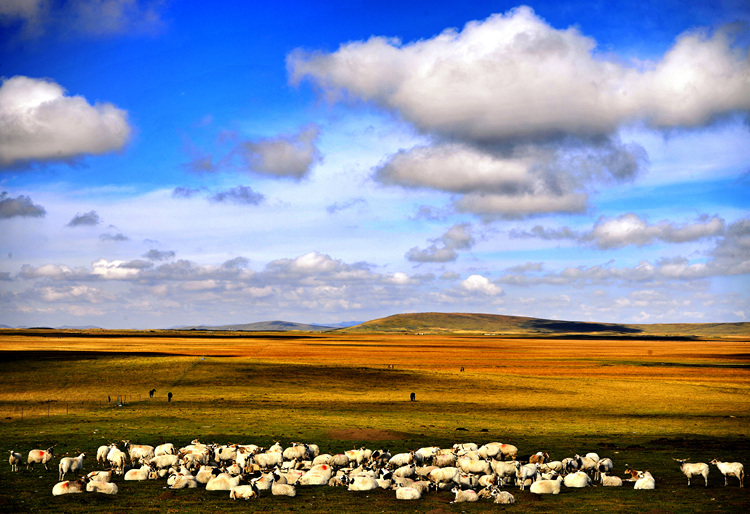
xmin=0 ymin=0 xmax=749 ymax=329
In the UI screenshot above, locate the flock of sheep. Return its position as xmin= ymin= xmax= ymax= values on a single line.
xmin=8 ymin=439 xmax=745 ymax=504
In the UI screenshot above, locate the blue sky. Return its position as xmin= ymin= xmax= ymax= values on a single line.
xmin=1 ymin=0 xmax=748 ymax=328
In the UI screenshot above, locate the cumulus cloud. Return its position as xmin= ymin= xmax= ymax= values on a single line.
xmin=209 ymin=185 xmax=265 ymax=205
xmin=237 ymin=124 xmax=322 ymax=179
xmin=0 ymin=191 xmax=46 ymax=218
xmin=291 ymin=7 xmax=750 ymax=141
xmin=459 ymin=274 xmax=503 ymax=295
xmin=406 ymin=223 xmax=475 ymax=263
xmin=290 ymin=7 xmax=749 ymax=216
xmin=67 ymin=210 xmax=101 ymax=227
xmin=0 ymin=76 xmax=131 ymax=167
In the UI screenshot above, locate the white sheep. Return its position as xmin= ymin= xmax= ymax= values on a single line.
xmin=395 ymin=486 xmax=421 ymax=500
xmin=515 ymin=461 xmax=538 ymax=490
xmin=52 ymin=478 xmax=87 ymax=495
xmin=271 ymin=475 xmax=297 ymax=497
xmin=123 ymin=440 xmax=154 ymax=462
xmin=393 ymin=464 xmax=416 ymax=478
xmin=433 ymin=453 xmax=456 ymax=467
xmin=600 ymin=472 xmax=623 ymax=486
xmin=428 ymin=466 xmax=460 ymax=485
xmin=229 ymin=484 xmax=259 ymax=500
xmin=388 ymin=451 xmax=413 ymax=468
xmin=124 ymin=464 xmax=156 ymax=481
xmin=59 ymin=452 xmax=85 ymax=481
xmin=674 ymin=458 xmax=709 ymax=487
xmin=107 ymin=448 xmax=128 ymax=475
xmin=710 ymin=459 xmax=744 ymax=487
xmin=634 ymin=470 xmax=655 ymax=490
xmin=491 ymin=460 xmax=518 ymax=486
xmin=563 ymin=470 xmax=592 ymax=488
xmin=27 ymin=447 xmax=55 ymax=471
xmin=206 ymin=472 xmax=241 ymax=491
xmin=529 ymin=475 xmax=563 ymax=494
xmin=492 ymin=489 xmax=516 ymax=504
xmin=86 ymin=470 xmax=113 ymax=482
xmin=86 ymin=480 xmax=118 ymax=494
xmin=96 ymin=445 xmax=111 ymax=466
xmin=148 ymin=454 xmax=180 ymax=470
xmin=154 ymin=443 xmax=176 ymax=456
xmin=458 ymin=456 xmax=491 ymax=475
xmin=596 ymin=457 xmax=614 ymax=481
xmin=450 ymin=487 xmax=479 ymax=503
xmin=9 ymin=451 xmax=22 ymax=472
xmin=347 ymin=475 xmax=379 ymax=491
xmin=169 ymin=473 xmax=199 ymax=489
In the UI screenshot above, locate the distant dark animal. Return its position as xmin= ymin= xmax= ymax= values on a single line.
xmin=167 ymin=392 xmax=173 ymax=402
xmin=149 ymin=388 xmax=156 ymax=398
xmin=410 ymin=392 xmax=415 ymax=402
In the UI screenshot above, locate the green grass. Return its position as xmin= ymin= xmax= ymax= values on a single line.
xmin=0 ymin=347 xmax=748 ymax=512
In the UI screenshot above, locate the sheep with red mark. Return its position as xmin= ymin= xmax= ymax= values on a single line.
xmin=450 ymin=486 xmax=479 ymax=503
xmin=395 ymin=486 xmax=421 ymax=500
xmin=52 ymin=477 xmax=87 ymax=495
xmin=123 ymin=440 xmax=154 ymax=462
xmin=27 ymin=447 xmax=55 ymax=471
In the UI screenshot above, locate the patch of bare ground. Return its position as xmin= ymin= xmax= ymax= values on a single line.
xmin=326 ymin=428 xmax=408 ymax=441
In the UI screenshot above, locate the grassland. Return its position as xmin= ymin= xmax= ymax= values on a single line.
xmin=0 ymin=328 xmax=748 ymax=512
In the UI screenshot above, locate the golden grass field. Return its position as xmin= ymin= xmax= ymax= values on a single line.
xmin=0 ymin=328 xmax=748 ymax=512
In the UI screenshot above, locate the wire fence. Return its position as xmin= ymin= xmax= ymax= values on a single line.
xmin=1 ymin=394 xmax=172 ymax=420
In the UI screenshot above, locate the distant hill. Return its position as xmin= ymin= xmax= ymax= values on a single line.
xmin=175 ymin=320 xmax=335 ymax=332
xmin=341 ymin=312 xmax=750 ymax=338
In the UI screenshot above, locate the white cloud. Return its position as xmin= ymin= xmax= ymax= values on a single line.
xmin=406 ymin=223 xmax=475 ymax=263
xmin=290 ymin=7 xmax=749 ymax=217
xmin=590 ymin=213 xmax=725 ymax=248
xmin=460 ymin=274 xmax=503 ymax=295
xmin=0 ymin=76 xmax=131 ymax=167
xmin=290 ymin=7 xmax=750 ymax=142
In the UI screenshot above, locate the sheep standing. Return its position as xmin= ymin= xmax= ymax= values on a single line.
xmin=710 ymin=459 xmax=744 ymax=487
xmin=59 ymin=452 xmax=85 ymax=481
xmin=674 ymin=459 xmax=709 ymax=487
xmin=9 ymin=451 xmax=22 ymax=472
xmin=27 ymin=447 xmax=55 ymax=471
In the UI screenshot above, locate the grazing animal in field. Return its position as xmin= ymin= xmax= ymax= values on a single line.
xmin=59 ymin=453 xmax=85 ymax=481
xmin=149 ymin=388 xmax=156 ymax=398
xmin=395 ymin=486 xmax=421 ymax=500
xmin=9 ymin=451 xmax=22 ymax=472
xmin=674 ymin=458 xmax=709 ymax=487
xmin=27 ymin=447 xmax=55 ymax=471
xmin=710 ymin=459 xmax=744 ymax=487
